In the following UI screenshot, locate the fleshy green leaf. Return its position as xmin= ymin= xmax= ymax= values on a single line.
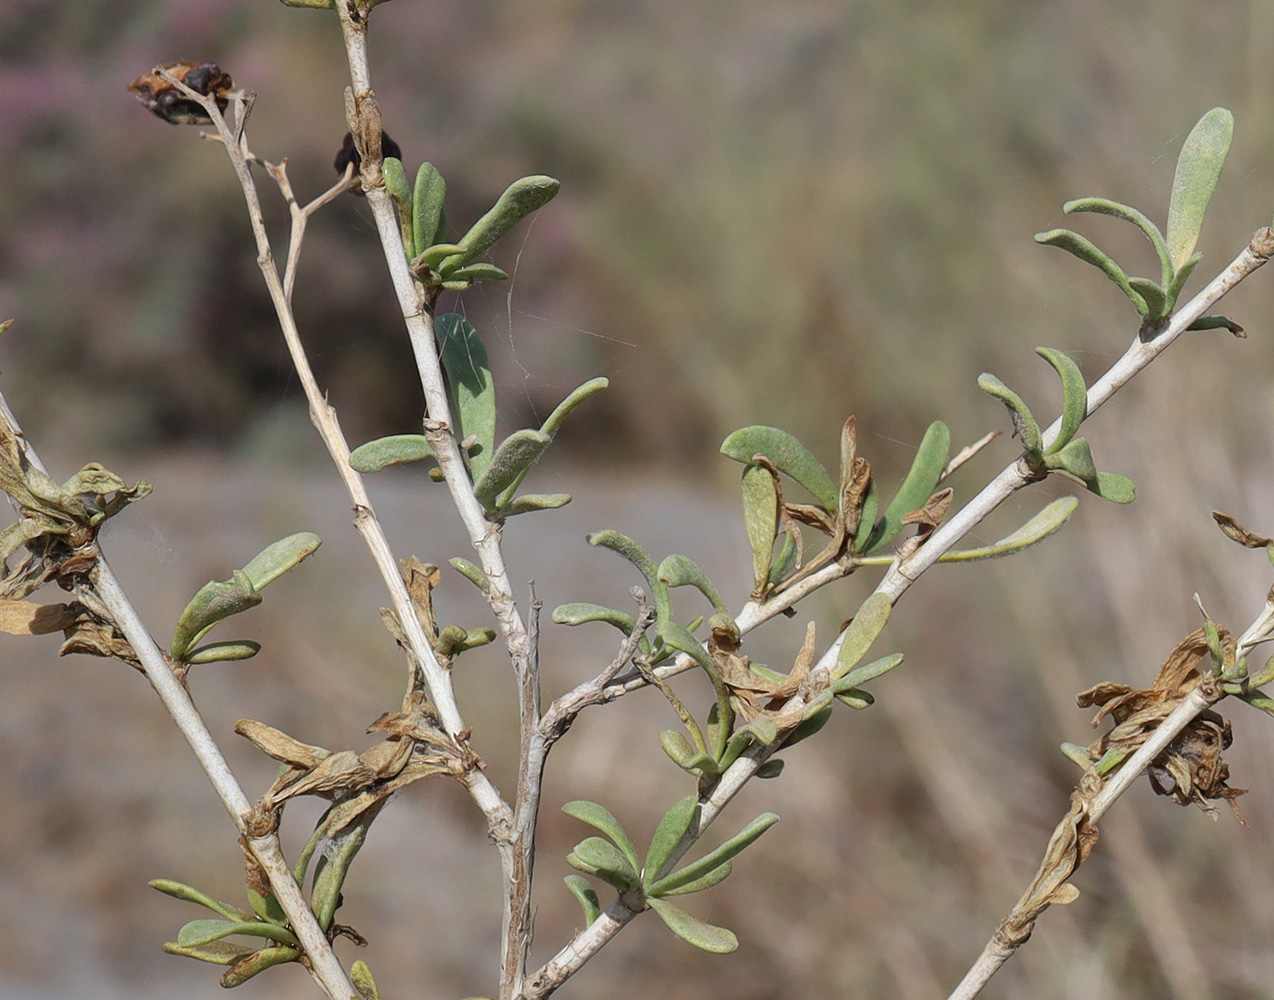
xmin=472 ymin=429 xmax=551 ymax=511
xmin=351 ymin=959 xmax=382 ymax=1000
xmin=412 ymin=162 xmax=446 ymax=253
xmin=936 ymin=496 xmax=1078 ymax=561
xmin=1127 ymin=277 xmax=1168 ymax=321
xmin=245 ymin=887 xmax=286 ymax=925
xmin=1164 ymin=252 xmax=1202 ymax=310
xmin=1091 ymin=470 xmax=1136 ymax=504
xmin=766 ymin=529 xmax=799 ymax=589
xmin=647 ymin=897 xmax=737 ymax=953
xmin=539 ymin=377 xmax=610 ymax=438
xmin=500 ymin=493 xmax=572 ymax=517
xmin=647 ymin=813 xmax=779 ymax=896
xmin=176 ymin=918 xmax=300 ymax=949
xmin=220 ymin=945 xmax=303 ymax=987
xmin=587 ymin=530 xmax=671 ymax=625
xmin=241 ymin=532 xmax=322 ymax=591
xmin=564 ymin=875 xmax=601 ymax=926
xmin=740 ymin=464 xmax=778 ymax=591
xmin=1034 ymin=228 xmax=1149 ymax=317
xmin=658 ymin=554 xmax=729 ymax=615
xmin=567 ymin=836 xmax=641 ymax=893
xmin=643 ymin=796 xmax=699 ymax=885
xmin=149 ymin=879 xmax=251 ymax=922
xmin=436 ymin=314 xmax=496 ymax=481
xmin=382 ymin=157 xmax=414 ymax=259
xmin=1166 ymin=107 xmax=1233 ymax=272
xmin=1064 ymin=196 xmax=1172 ymax=289
xmin=978 ymin=374 xmax=1042 ymax=457
xmin=863 ymin=421 xmax=949 ymax=554
xmin=659 ymin=729 xmax=716 ymax=773
xmin=656 ymin=860 xmax=733 ymax=896
xmin=720 ymin=426 xmax=838 ymax=511
xmin=439 ymin=175 xmax=560 ymax=273
xmin=833 ymin=593 xmax=891 ymax=681
xmin=311 ymin=820 xmax=369 ymax=931
xmin=450 ymin=557 xmax=490 ymax=593
xmin=170 ymin=571 xmax=261 ymax=661
xmin=443 ymin=262 xmax=510 ymax=285
xmin=562 ymin=800 xmax=641 ymax=872
xmin=184 ymin=640 xmax=261 ymax=665
xmin=1044 ymin=436 xmax=1098 ymax=484
xmin=836 ymin=652 xmax=904 ymax=690
xmin=349 ymin=434 xmax=434 ymax=473
xmin=161 ymin=938 xmax=255 ymax=965
xmin=785 ymin=703 xmax=833 ymax=746
xmin=1036 ymin=348 xmax=1087 ymax=454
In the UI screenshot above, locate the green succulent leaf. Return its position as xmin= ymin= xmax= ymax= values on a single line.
xmin=1044 ymin=436 xmax=1098 ymax=484
xmin=351 ymin=960 xmax=382 ymax=1000
xmin=720 ymin=426 xmax=839 ymax=512
xmin=1166 ymin=107 xmax=1233 ymax=272
xmin=766 ymin=529 xmax=799 ymax=589
xmin=176 ymin=918 xmax=300 ymax=950
xmin=647 ymin=812 xmax=779 ymax=896
xmin=552 ymin=602 xmax=637 ymax=632
xmin=449 ymin=557 xmax=491 ymax=593
xmin=311 ymin=819 xmax=369 ymax=931
xmin=643 ymin=795 xmax=699 ymax=885
xmin=658 ymin=554 xmax=729 ymax=616
xmin=349 ymin=434 xmax=435 ymax=473
xmin=1164 ymin=252 xmax=1202 ymax=309
xmin=936 ymin=496 xmax=1078 ymax=561
xmin=832 ymin=593 xmax=891 ymax=681
xmin=500 ymin=493 xmax=572 ymax=517
xmin=785 ymin=703 xmax=833 ymax=746
xmin=862 ymin=421 xmax=949 ymax=554
xmin=241 ymin=532 xmax=322 ymax=592
xmin=740 ymin=464 xmax=779 ymax=591
xmin=836 ymin=652 xmax=904 ymax=691
xmin=1033 ymin=228 xmax=1149 ymax=317
xmin=1064 ymin=196 xmax=1172 ymax=289
xmin=170 ymin=571 xmax=261 ymax=661
xmin=656 ymin=860 xmax=734 ymax=896
xmin=443 ymin=262 xmax=510 ymax=286
xmin=220 ymin=945 xmax=303 ymax=987
xmin=1127 ymin=277 xmax=1168 ymax=321
xmin=1091 ymin=470 xmax=1137 ymax=504
xmin=414 ymin=242 xmax=466 ymax=271
xmin=539 ymin=377 xmax=610 ymax=438
xmin=382 ymin=157 xmax=414 ymax=258
xmin=562 ymin=800 xmax=641 ymax=872
xmin=436 ymin=314 xmax=497 ymax=481
xmin=587 ymin=530 xmax=671 ymax=626
xmin=977 ymin=373 xmax=1043 ymax=457
xmin=473 ymin=429 xmax=551 ymax=512
xmin=161 ymin=938 xmax=256 ymax=966
xmin=184 ymin=640 xmax=261 ymax=665
xmin=567 ymin=836 xmax=641 ymax=893
xmin=564 ymin=875 xmax=602 ymax=926
xmin=440 ymin=175 xmax=561 ymax=273
xmin=834 ymin=688 xmax=874 ymax=709
xmin=149 ymin=879 xmax=251 ymax=922
xmin=245 ymin=887 xmax=286 ymax=925
xmin=412 ymin=162 xmax=446 ymax=253
xmin=1035 ymin=348 xmax=1087 ymax=454
xmin=851 ymin=482 xmax=880 ymax=553
xmin=647 ymin=897 xmax=738 ymax=953
xmin=1187 ymin=314 xmax=1245 ymax=335
xmin=659 ymin=728 xmax=717 ymax=773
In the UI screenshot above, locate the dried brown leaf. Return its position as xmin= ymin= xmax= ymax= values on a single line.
xmin=235 ymin=719 xmax=331 ymax=769
xmin=1212 ymin=511 xmax=1274 ymax=549
xmin=0 ymin=598 xmax=79 ymax=635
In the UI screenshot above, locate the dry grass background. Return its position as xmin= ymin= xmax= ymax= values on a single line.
xmin=4 ymin=2 xmax=1274 ymax=998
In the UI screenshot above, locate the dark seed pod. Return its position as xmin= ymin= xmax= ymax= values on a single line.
xmin=129 ymin=61 xmax=234 ymax=126
xmin=334 ymin=130 xmax=403 ymax=195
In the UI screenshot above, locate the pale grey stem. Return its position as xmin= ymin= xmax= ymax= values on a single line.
xmin=333 ymin=4 xmax=536 ymax=990
xmin=516 ymin=900 xmax=642 ymax=1000
xmin=0 ymin=403 xmax=358 ymax=1000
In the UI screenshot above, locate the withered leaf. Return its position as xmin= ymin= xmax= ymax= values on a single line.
xmin=1212 ymin=511 xmax=1274 ymax=549
xmin=234 ymin=719 xmax=330 ymax=769
xmin=0 ymin=598 xmax=79 ymax=635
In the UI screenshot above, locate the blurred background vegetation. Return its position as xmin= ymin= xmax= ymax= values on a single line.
xmin=5 ymin=1 xmax=1274 ymax=999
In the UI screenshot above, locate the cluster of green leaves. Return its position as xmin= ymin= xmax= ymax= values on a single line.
xmin=978 ymin=348 xmax=1135 ymax=503
xmin=168 ymin=532 xmax=321 ymax=667
xmin=562 ymin=797 xmax=778 ymax=953
xmin=1035 ymin=107 xmax=1237 ymax=335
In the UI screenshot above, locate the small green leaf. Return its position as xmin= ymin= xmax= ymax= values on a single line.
xmin=1064 ymin=197 xmax=1172 ymax=289
xmin=1091 ymin=470 xmax=1136 ymax=504
xmin=1034 ymin=228 xmax=1149 ymax=317
xmin=552 ymin=602 xmax=637 ymax=632
xmin=450 ymin=557 xmax=490 ymax=593
xmin=382 ymin=157 xmax=413 ymax=253
xmin=1187 ymin=314 xmax=1245 ymax=336
xmin=567 ymin=836 xmax=641 ymax=893
xmin=1035 ymin=348 xmax=1087 ymax=454
xmin=656 ymin=860 xmax=733 ymax=896
xmin=349 ymin=434 xmax=435 ymax=473
xmin=643 ymin=796 xmax=699 ymax=885
xmin=851 ymin=482 xmax=879 ymax=554
xmin=1166 ymin=107 xmax=1233 ymax=272
xmin=1164 ymin=252 xmax=1202 ymax=310
xmin=562 ymin=800 xmax=641 ymax=872
xmin=833 ymin=593 xmax=891 ymax=681
xmin=245 ymin=887 xmax=286 ymax=925
xmin=444 ymin=262 xmax=510 ymax=284
xmin=659 ymin=729 xmax=715 ymax=773
xmin=311 ymin=820 xmax=369 ymax=931
xmin=241 ymin=532 xmax=322 ymax=591
xmin=837 ymin=652 xmax=903 ymax=690
xmin=1127 ymin=277 xmax=1168 ymax=321
xmin=161 ymin=938 xmax=255 ymax=965
xmin=658 ymin=554 xmax=729 ymax=615
xmin=936 ymin=496 xmax=1079 ymax=561
xmin=500 ymin=493 xmax=572 ymax=517
xmin=149 ymin=879 xmax=251 ymax=922
xmin=473 ymin=430 xmax=551 ymax=511
xmin=170 ymin=571 xmax=261 ymax=661
xmin=440 ymin=175 xmax=561 ymax=272
xmin=539 ymin=377 xmax=609 ymax=438
xmin=784 ymin=703 xmax=833 ymax=746
xmin=564 ymin=875 xmax=601 ymax=925
xmin=834 ymin=688 xmax=874 ymax=709
xmin=184 ymin=640 xmax=261 ymax=665
xmin=414 ymin=242 xmax=466 ymax=270
xmin=176 ymin=918 xmax=299 ymax=949
xmin=755 ymin=758 xmax=784 ymax=778
xmin=219 ymin=945 xmax=303 ymax=987
xmin=1060 ymin=742 xmax=1094 ymax=770
xmin=740 ymin=464 xmax=779 ymax=591
xmin=863 ymin=421 xmax=949 ymax=554
xmin=647 ymin=813 xmax=779 ymax=896
xmin=351 ymin=959 xmax=382 ymax=1000
xmin=436 ymin=314 xmax=496 ymax=481
xmin=412 ymin=162 xmax=446 ymax=253
xmin=587 ymin=530 xmax=671 ymax=626
xmin=1044 ymin=436 xmax=1098 ymax=484
xmin=766 ymin=529 xmax=799 ymax=588
xmin=647 ymin=897 xmax=737 ymax=953
xmin=720 ymin=426 xmax=839 ymax=512
xmin=978 ymin=374 xmax=1042 ymax=457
